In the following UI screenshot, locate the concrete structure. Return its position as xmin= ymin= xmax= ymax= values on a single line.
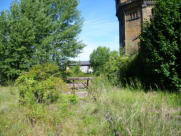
xmin=115 ymin=0 xmax=154 ymax=54
xmin=68 ymin=61 xmax=93 ymax=73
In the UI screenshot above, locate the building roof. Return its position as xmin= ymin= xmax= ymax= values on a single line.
xmin=116 ymin=0 xmax=155 ymax=15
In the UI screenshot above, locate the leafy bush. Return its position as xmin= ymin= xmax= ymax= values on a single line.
xmin=104 ymin=52 xmax=141 ymax=88
xmin=139 ymin=0 xmax=181 ymax=91
xmin=65 ymin=64 xmax=84 ymax=77
xmin=118 ymin=55 xmax=142 ymax=88
xmin=16 ymin=63 xmax=68 ymax=104
xmin=89 ymin=47 xmax=140 ymax=87
xmin=66 ymin=94 xmax=78 ymax=104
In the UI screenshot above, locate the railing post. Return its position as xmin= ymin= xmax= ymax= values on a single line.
xmin=87 ymin=79 xmax=89 ymax=89
xmin=72 ymin=80 xmax=75 ymax=94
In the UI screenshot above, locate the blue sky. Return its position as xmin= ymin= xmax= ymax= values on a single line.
xmin=0 ymin=0 xmax=119 ymax=61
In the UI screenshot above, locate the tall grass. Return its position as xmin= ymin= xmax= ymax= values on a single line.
xmin=0 ymin=79 xmax=180 ymax=136
xmin=0 ymin=86 xmax=77 ymax=136
xmin=61 ymin=78 xmax=181 ymax=136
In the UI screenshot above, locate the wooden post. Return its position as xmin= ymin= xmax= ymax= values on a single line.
xmin=87 ymin=79 xmax=89 ymax=89
xmin=72 ymin=80 xmax=75 ymax=94
xmin=67 ymin=77 xmax=93 ymax=90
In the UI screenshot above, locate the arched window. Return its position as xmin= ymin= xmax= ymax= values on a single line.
xmin=129 ymin=10 xmax=139 ymax=21
xmin=136 ymin=11 xmax=138 ymax=18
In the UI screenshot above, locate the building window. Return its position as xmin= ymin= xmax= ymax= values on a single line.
xmin=135 ymin=11 xmax=138 ymax=18
xmin=130 ymin=13 xmax=132 ymax=20
xmin=129 ymin=11 xmax=139 ymax=21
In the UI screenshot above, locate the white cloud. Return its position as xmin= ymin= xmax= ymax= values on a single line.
xmin=73 ymin=37 xmax=119 ymax=61
xmin=72 ymin=43 xmax=95 ymax=61
xmin=80 ymin=18 xmax=119 ymax=41
xmin=73 ymin=18 xmax=119 ymax=61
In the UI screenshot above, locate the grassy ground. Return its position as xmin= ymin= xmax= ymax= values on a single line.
xmin=0 ymin=81 xmax=181 ymax=136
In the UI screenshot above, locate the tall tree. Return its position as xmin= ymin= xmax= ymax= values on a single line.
xmin=0 ymin=0 xmax=84 ymax=82
xmin=0 ymin=2 xmax=35 ymax=81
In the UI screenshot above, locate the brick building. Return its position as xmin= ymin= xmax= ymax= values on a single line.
xmin=115 ymin=0 xmax=155 ymax=54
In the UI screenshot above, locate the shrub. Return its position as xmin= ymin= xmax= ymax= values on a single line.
xmin=66 ymin=94 xmax=78 ymax=104
xmin=16 ymin=63 xmax=68 ymax=104
xmin=65 ymin=64 xmax=84 ymax=77
xmin=139 ymin=0 xmax=181 ymax=91
xmin=118 ymin=55 xmax=141 ymax=87
xmin=104 ymin=52 xmax=141 ymax=88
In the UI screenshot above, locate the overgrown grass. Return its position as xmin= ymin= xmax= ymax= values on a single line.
xmin=0 ymin=86 xmax=77 ymax=136
xmin=0 ymin=79 xmax=180 ymax=136
xmin=61 ymin=78 xmax=181 ymax=136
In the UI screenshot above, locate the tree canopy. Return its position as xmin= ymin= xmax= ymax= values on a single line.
xmin=0 ymin=0 xmax=84 ymax=82
xmin=90 ymin=46 xmax=111 ymax=75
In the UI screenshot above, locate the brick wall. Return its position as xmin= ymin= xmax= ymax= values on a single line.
xmin=116 ymin=0 xmax=154 ymax=54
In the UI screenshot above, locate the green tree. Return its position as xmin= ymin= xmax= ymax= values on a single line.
xmin=90 ymin=46 xmax=111 ymax=75
xmin=104 ymin=51 xmax=121 ymax=85
xmin=0 ymin=2 xmax=35 ymax=82
xmin=139 ymin=0 xmax=181 ymax=91
xmin=0 ymin=0 xmax=84 ymax=83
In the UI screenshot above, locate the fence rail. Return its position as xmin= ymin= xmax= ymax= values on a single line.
xmin=67 ymin=77 xmax=94 ymax=93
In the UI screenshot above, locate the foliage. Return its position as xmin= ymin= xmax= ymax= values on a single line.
xmin=139 ymin=0 xmax=181 ymax=91
xmin=89 ymin=47 xmax=140 ymax=88
xmin=104 ymin=51 xmax=121 ymax=85
xmin=0 ymin=0 xmax=84 ymax=83
xmin=103 ymin=51 xmax=141 ymax=88
xmin=66 ymin=63 xmax=84 ymax=77
xmin=90 ymin=46 xmax=111 ymax=75
xmin=66 ymin=94 xmax=78 ymax=104
xmin=16 ymin=63 xmax=68 ymax=104
xmin=118 ymin=55 xmax=142 ymax=88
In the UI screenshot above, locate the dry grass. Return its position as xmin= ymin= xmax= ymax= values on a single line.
xmin=0 ymin=82 xmax=181 ymax=136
